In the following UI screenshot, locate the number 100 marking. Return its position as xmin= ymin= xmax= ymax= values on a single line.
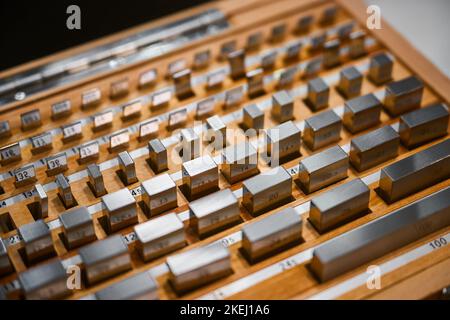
xmin=429 ymin=237 xmax=448 ymax=250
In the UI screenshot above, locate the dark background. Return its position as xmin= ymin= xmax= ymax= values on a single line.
xmin=0 ymin=0 xmax=211 ymax=72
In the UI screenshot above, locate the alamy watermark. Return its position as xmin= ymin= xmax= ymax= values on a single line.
xmin=66 ymin=265 xmax=81 ymax=290
xmin=366 ymin=5 xmax=382 ymax=30
xmin=366 ymin=265 xmax=381 ymax=290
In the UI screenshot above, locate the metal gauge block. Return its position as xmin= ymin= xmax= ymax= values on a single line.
xmin=206 ymin=115 xmax=227 ymax=150
xmin=0 ymin=143 xmax=22 ymax=165
xmin=181 ymin=155 xmax=218 ymax=200
xmin=0 ymin=238 xmax=13 ymax=276
xmin=242 ymin=104 xmax=264 ymax=131
xmin=295 ymin=15 xmax=314 ymax=34
xmin=117 ymin=151 xmax=138 ymax=186
xmin=266 ymin=121 xmax=302 ymax=163
xmin=18 ymin=219 xmax=55 ymax=263
xmin=224 ymin=86 xmax=244 ymax=109
xmin=193 ymin=49 xmax=211 ymax=70
xmin=246 ymin=68 xmax=265 ymax=98
xmin=337 ymin=66 xmax=363 ymax=99
xmin=102 ymin=188 xmax=137 ymax=232
xmin=303 ymin=110 xmax=342 ymax=150
xmin=62 ymin=121 xmax=83 ymax=143
xmin=14 ymin=164 xmax=37 ymax=188
xmin=219 ymin=40 xmax=237 ymax=61
xmin=305 ymin=77 xmax=329 ymax=111
xmin=46 ymin=153 xmax=68 ymax=176
xmin=81 ymin=88 xmax=102 ymax=109
xmin=92 ymin=110 xmax=113 ymax=132
xmin=167 ymin=59 xmax=187 ymax=78
xmin=87 ymin=163 xmax=106 ymax=197
xmin=271 ymin=90 xmax=294 ymax=123
xmin=79 ymin=235 xmax=131 ymax=285
xmin=0 ymin=120 xmax=12 ymax=138
xmin=173 ymin=69 xmax=193 ymax=99
xmin=96 ymin=272 xmax=159 ymax=300
xmin=261 ymin=50 xmax=277 ymax=70
xmin=110 ymin=78 xmax=129 ymax=99
xmin=323 ymin=39 xmax=340 ymax=69
xmin=189 ymin=188 xmax=240 ymax=237
xmin=228 ymin=49 xmax=246 ymax=80
xmin=309 ymin=178 xmax=370 ymax=233
xmin=78 ymin=141 xmax=99 ymax=164
xmin=384 ymin=76 xmax=424 ymax=116
xmin=242 ymin=207 xmax=302 ymax=262
xmin=399 ymin=103 xmax=449 ymax=149
xmin=368 ymin=52 xmax=393 ymax=85
xmin=195 ymin=97 xmax=215 ymax=119
xmin=349 ymin=30 xmax=366 ymax=59
xmin=206 ymin=70 xmax=225 ymax=89
xmin=270 ymin=23 xmax=287 ymax=43
xmin=21 ymin=109 xmax=42 ymax=131
xmin=284 ymin=42 xmax=302 ymax=62
xmin=245 ymin=31 xmax=263 ymax=51
xmin=343 ymin=93 xmax=382 ymax=133
xmin=18 ymin=260 xmax=70 ymax=299
xmin=151 ymin=89 xmax=172 ymax=109
xmin=311 ymin=186 xmax=450 ymax=282
xmin=277 ymin=67 xmax=297 ymax=89
xmin=141 ymin=173 xmax=177 ymax=217
xmin=56 ymin=173 xmax=76 ymax=208
xmin=166 ymin=242 xmax=232 ymax=293
xmin=122 ymin=101 xmax=142 ymax=120
xmin=31 ymin=132 xmax=53 ymax=154
xmin=138 ymin=68 xmax=157 ymax=89
xmin=181 ymin=128 xmax=200 ymax=161
xmin=147 ymin=138 xmax=168 ymax=173
xmin=242 ymin=166 xmax=292 ymax=216
xmin=221 ymin=141 xmax=259 ymax=184
xmin=30 ymin=183 xmax=48 ymax=220
xmin=109 ymin=130 xmax=130 ymax=152
xmin=60 ymin=206 xmax=96 ymax=249
xmin=319 ymin=6 xmax=337 ymax=25
xmin=138 ymin=119 xmax=159 ymax=141
xmin=378 ymin=139 xmax=450 ymax=203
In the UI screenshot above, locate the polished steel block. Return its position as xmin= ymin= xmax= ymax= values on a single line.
xmin=242 ymin=207 xmax=302 ymax=262
xmin=399 ymin=103 xmax=449 ymax=148
xmin=311 ymin=187 xmax=450 ymax=281
xmin=309 ymin=178 xmax=370 ymax=233
xmin=384 ymin=76 xmax=424 ymax=116
xmin=189 ymin=189 xmax=240 ymax=237
xmin=298 ymin=145 xmax=348 ymax=194
xmin=79 ymin=235 xmax=131 ymax=285
xmin=102 ymin=188 xmax=137 ymax=232
xmin=379 ymin=139 xmax=450 ymax=203
xmin=221 ymin=141 xmax=259 ymax=184
xmin=135 ymin=213 xmax=185 ymax=261
xmin=303 ymin=110 xmax=342 ymax=150
xmin=60 ymin=206 xmax=96 ymax=249
xmin=242 ymin=166 xmax=292 ymax=216
xmin=18 ymin=260 xmax=69 ymax=300
xmin=350 ymin=125 xmax=400 ymax=172
xmin=343 ymin=93 xmax=382 ymax=133
xmin=167 ymin=242 xmax=232 ymax=293
xmin=141 ymin=174 xmax=177 ymax=217
xmin=96 ymin=272 xmax=159 ymax=300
